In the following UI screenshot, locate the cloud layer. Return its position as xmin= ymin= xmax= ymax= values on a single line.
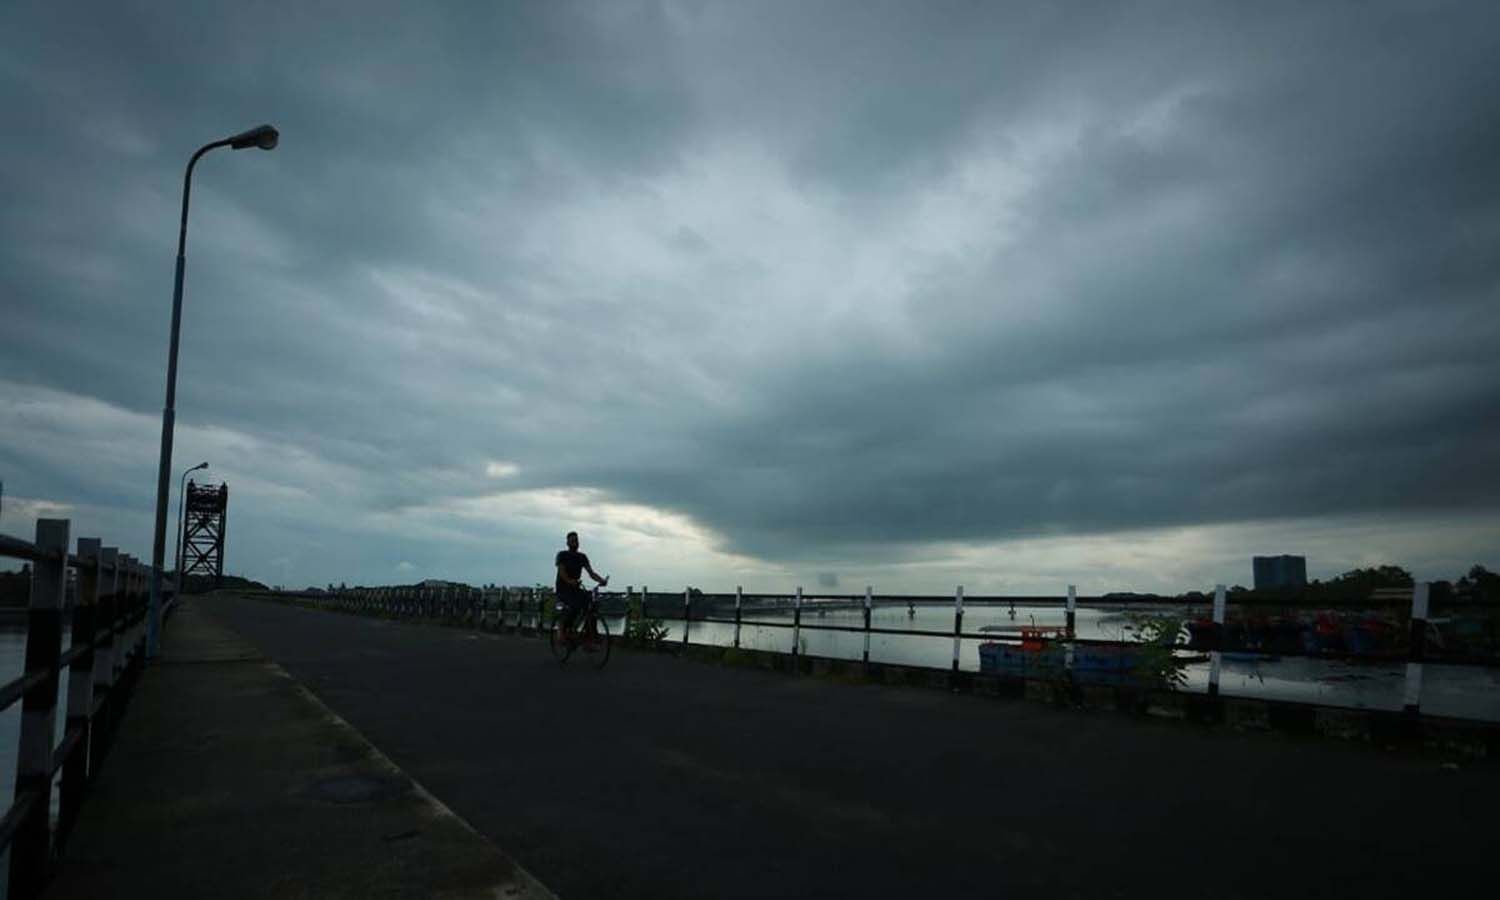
xmin=3 ymin=1 xmax=1498 ymax=591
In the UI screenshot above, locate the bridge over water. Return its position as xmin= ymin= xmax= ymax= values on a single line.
xmin=45 ymin=592 xmax=1500 ymax=899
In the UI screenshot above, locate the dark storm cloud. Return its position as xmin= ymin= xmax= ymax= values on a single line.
xmin=2 ymin=1 xmax=1498 ymax=586
xmin=546 ymin=0 xmax=1500 ymax=560
xmin=3 ymin=1 xmax=691 ymax=489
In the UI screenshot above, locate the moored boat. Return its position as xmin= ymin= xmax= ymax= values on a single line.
xmin=978 ymin=626 xmax=1066 ymax=676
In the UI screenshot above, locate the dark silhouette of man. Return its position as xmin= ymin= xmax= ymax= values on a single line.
xmin=555 ymin=531 xmax=607 ymax=639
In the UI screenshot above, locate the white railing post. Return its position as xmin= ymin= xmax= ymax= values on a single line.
xmin=1066 ymin=584 xmax=1077 ymax=638
xmin=11 ymin=518 xmax=68 ymax=897
xmin=118 ymin=554 xmax=136 ymax=674
xmin=91 ymin=547 xmax=119 ymax=774
xmin=683 ymin=587 xmax=691 ymax=647
xmin=952 ymin=586 xmax=964 ymax=674
xmin=862 ymin=586 xmax=873 ymax=664
xmin=793 ymin=587 xmax=803 ymax=656
xmin=133 ymin=555 xmax=148 ymax=661
xmin=734 ymin=586 xmax=743 ymax=649
xmin=1403 ymin=582 xmax=1430 ymax=716
xmin=61 ymin=537 xmax=102 ymax=836
xmin=131 ymin=554 xmax=146 ymax=666
xmin=1208 ymin=584 xmax=1226 ymax=697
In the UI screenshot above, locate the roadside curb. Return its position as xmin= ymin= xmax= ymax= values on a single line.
xmin=271 ymin=664 xmax=557 ymax=900
xmin=45 ymin=600 xmax=560 ymax=900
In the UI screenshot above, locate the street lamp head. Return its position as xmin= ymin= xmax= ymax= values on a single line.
xmin=228 ymin=124 xmax=279 ymax=151
xmin=193 ymin=462 xmax=209 ymax=471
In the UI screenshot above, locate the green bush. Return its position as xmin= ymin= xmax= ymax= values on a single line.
xmin=1124 ymin=613 xmax=1190 ymax=690
xmin=623 ymin=593 xmax=671 ymax=645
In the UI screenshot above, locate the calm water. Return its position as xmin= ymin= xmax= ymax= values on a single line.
xmin=613 ymin=600 xmax=1500 ymax=722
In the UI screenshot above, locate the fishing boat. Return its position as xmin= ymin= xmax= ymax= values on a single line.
xmin=1189 ymin=615 xmax=1332 ymax=657
xmin=1070 ymin=643 xmax=1150 ymax=684
xmin=978 ymin=626 xmax=1066 ymax=676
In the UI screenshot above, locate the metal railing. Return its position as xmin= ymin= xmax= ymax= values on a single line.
xmin=276 ymin=584 xmax=551 ymax=633
xmin=271 ymin=580 xmax=1496 ymax=720
xmin=0 ymin=520 xmax=171 ymax=899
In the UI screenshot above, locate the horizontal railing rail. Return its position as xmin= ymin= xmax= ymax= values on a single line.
xmin=0 ymin=520 xmax=172 ymax=899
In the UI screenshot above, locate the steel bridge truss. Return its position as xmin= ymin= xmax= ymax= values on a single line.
xmin=181 ymin=481 xmax=229 ymax=588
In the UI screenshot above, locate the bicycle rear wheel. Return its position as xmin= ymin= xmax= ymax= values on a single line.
xmin=578 ymin=614 xmax=611 ymax=670
xmin=549 ymin=618 xmax=574 ymax=664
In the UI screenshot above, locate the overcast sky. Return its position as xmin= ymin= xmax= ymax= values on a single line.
xmin=2 ymin=1 xmax=1497 ymax=594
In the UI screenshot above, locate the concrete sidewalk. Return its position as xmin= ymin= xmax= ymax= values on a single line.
xmin=45 ymin=600 xmax=553 ymax=900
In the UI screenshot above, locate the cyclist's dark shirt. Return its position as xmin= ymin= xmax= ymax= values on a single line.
xmin=555 ymin=550 xmax=590 ymax=593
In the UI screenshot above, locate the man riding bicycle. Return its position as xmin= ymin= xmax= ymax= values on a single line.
xmin=555 ymin=531 xmax=607 ymax=643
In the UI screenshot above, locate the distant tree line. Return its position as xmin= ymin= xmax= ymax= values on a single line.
xmin=1213 ymin=564 xmax=1500 ymax=606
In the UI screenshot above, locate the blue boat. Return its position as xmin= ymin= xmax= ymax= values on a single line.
xmin=1071 ymin=644 xmax=1149 ymax=685
xmin=979 ymin=630 xmax=1154 ymax=685
xmin=979 ymin=641 xmax=1065 ymax=676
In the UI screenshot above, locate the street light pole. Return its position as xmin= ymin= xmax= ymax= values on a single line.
xmin=175 ymin=461 xmax=209 ymax=590
xmin=148 ymin=124 xmax=278 ymax=658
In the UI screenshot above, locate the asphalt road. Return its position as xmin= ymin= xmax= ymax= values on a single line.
xmin=207 ymin=594 xmax=1497 ymax=899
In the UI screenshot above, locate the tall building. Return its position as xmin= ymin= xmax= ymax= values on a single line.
xmin=1253 ymin=555 xmax=1307 ymax=590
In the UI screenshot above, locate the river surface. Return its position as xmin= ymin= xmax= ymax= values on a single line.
xmin=618 ymin=600 xmax=1500 ymax=722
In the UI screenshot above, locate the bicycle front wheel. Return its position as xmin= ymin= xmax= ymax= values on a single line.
xmin=580 ymin=615 xmax=611 ymax=670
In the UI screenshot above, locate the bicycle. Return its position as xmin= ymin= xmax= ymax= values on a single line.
xmin=549 ymin=584 xmax=612 ymax=669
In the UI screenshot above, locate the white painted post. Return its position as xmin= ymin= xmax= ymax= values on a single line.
xmin=734 ymin=586 xmax=743 ymax=649
xmin=683 ymin=587 xmax=691 ymax=646
xmin=12 ymin=518 xmax=68 ymax=896
xmin=1066 ymin=584 xmax=1077 ymax=638
xmin=1208 ymin=584 xmax=1226 ymax=697
xmin=92 ymin=547 xmax=118 ymax=767
xmin=1403 ymin=582 xmax=1430 ymax=716
xmin=793 ymin=587 xmax=803 ymax=656
xmin=133 ymin=554 xmax=148 ymax=661
xmin=862 ymin=586 xmax=873 ymax=664
xmin=61 ymin=537 xmax=102 ymax=835
xmin=136 ymin=556 xmax=149 ymax=657
xmin=118 ymin=554 xmax=136 ymax=675
xmin=115 ymin=554 xmax=130 ymax=675
xmin=952 ymin=586 xmax=964 ymax=674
